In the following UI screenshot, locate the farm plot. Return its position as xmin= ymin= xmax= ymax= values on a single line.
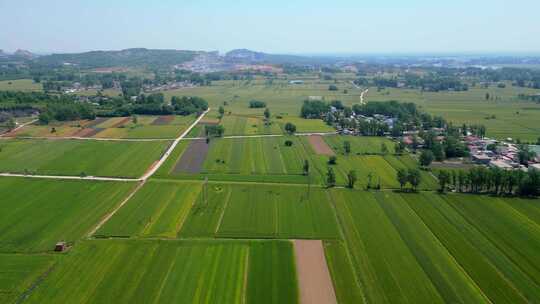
xmin=403 ymin=193 xmax=540 ymax=303
xmin=0 ymin=139 xmax=170 ymax=178
xmin=0 ymin=178 xmax=134 ymax=252
xmin=323 ymin=135 xmax=395 ymax=155
xmin=93 ymin=115 xmax=196 ymax=139
xmin=96 ymin=180 xmax=202 ymax=238
xmin=215 ymin=184 xmax=340 ymax=239
xmin=173 ymin=139 xmax=210 ymax=174
xmin=0 ymin=254 xmax=55 ymax=304
xmin=330 ymin=190 xmax=447 ymax=303
xmin=443 ymin=194 xmax=540 ymax=286
xmin=24 ymin=239 xmax=299 ymax=304
xmin=220 ymin=114 xmax=283 ymax=136
xmin=185 ymin=136 xmax=313 ymax=183
xmin=179 ymin=183 xmax=340 ymax=239
xmin=307 ymin=135 xmax=335 ymax=155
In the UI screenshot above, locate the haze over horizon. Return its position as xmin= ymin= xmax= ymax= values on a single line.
xmin=1 ymin=0 xmax=540 ymax=55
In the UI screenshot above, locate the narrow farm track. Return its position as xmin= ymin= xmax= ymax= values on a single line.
xmin=183 ymin=131 xmax=337 ymax=140
xmin=0 ymin=119 xmax=38 ymax=137
xmin=85 ymin=109 xmax=210 ymax=237
xmin=0 ymin=136 xmax=173 ymax=142
xmin=0 ymin=109 xmax=210 ymax=182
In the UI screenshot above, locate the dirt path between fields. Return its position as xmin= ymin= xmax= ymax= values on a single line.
xmin=307 ymin=135 xmax=335 ymax=155
xmin=294 ymin=240 xmax=337 ymax=304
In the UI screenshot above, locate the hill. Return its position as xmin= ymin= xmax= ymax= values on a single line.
xmin=34 ymin=48 xmax=198 ymax=68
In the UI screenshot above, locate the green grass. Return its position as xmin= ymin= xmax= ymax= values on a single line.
xmin=25 ymin=240 xmax=249 ymax=304
xmin=323 ymin=241 xmax=365 ymax=304
xmin=246 ymin=241 xmax=298 ymax=304
xmin=0 ymin=178 xmax=135 ymax=252
xmin=0 ymin=139 xmax=170 ymax=178
xmin=96 ymin=180 xmax=201 ymax=238
xmin=0 ymin=79 xmax=42 ymax=91
xmin=0 ymin=254 xmax=55 ymax=304
xmin=216 ymin=184 xmax=340 ymax=239
xmin=331 ymin=189 xmax=446 ymax=303
xmin=403 ymin=192 xmax=540 ymax=303
xmin=324 ymin=135 xmax=395 ymax=155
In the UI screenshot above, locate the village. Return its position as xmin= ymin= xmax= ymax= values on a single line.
xmin=333 ymin=106 xmax=540 ymax=172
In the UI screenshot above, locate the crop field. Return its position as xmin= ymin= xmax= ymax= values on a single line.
xmin=0 ymin=79 xmax=42 ymax=91
xmin=329 ymin=189 xmax=540 ymax=303
xmin=0 ymin=178 xmax=134 ymax=252
xmin=323 ymin=135 xmax=395 ymax=155
xmin=9 ymin=115 xmax=196 ymax=139
xmin=0 ymin=139 xmax=170 ymax=178
xmin=220 ymin=114 xmax=283 ymax=136
xmin=0 ymin=254 xmax=55 ymax=304
xmin=303 ymin=137 xmax=438 ymax=189
xmin=99 ymin=181 xmax=340 ymax=240
xmin=96 ymin=180 xmax=202 ymax=238
xmin=24 ymin=239 xmax=298 ymax=304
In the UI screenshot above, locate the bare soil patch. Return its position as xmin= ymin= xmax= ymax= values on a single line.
xmin=110 ymin=117 xmax=131 ymax=128
xmin=173 ymin=139 xmax=209 ymax=174
xmin=294 ymin=240 xmax=337 ymax=304
xmin=85 ymin=117 xmax=108 ymax=128
xmin=151 ymin=115 xmax=175 ymax=125
xmin=78 ymin=128 xmax=104 ymax=138
xmin=308 ymin=135 xmax=335 ymax=155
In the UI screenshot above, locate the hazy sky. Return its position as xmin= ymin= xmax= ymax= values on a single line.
xmin=1 ymin=0 xmax=539 ymax=54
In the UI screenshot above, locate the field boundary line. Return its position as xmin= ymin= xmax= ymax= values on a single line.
xmin=87 ymin=181 xmax=146 ymax=237
xmin=214 ymin=188 xmax=233 ymax=235
xmin=0 ymin=172 xmax=139 ymax=182
xmin=325 ymin=190 xmax=368 ymax=304
xmin=0 ymin=119 xmax=38 ymax=137
xmin=242 ymin=248 xmax=250 ymax=304
xmin=181 ymin=131 xmax=337 ymax=141
xmin=0 ymin=136 xmax=174 ymax=142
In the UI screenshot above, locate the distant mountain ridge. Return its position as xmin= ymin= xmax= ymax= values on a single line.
xmin=34 ymin=48 xmax=199 ymax=68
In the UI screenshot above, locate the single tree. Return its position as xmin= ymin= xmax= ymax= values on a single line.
xmin=381 ymin=143 xmax=389 ymax=155
xmin=218 ymin=106 xmax=225 ymax=118
xmin=408 ymin=168 xmax=421 ymax=191
xmin=397 ymin=168 xmax=408 ymax=190
xmin=264 ymin=108 xmax=271 ymax=120
xmin=284 ymin=122 xmax=297 ymax=134
xmin=5 ymin=117 xmax=16 ymax=131
xmin=328 ymin=155 xmax=337 ymax=165
xmin=303 ymin=160 xmax=310 ymax=176
xmin=347 ymin=170 xmax=357 ymax=189
xmin=438 ymin=170 xmax=451 ymax=193
xmin=326 ymin=167 xmax=336 ymax=187
xmin=395 ymin=141 xmax=406 ymax=154
xmin=132 ymin=115 xmax=138 ymax=124
xmin=419 ymin=150 xmax=434 ymax=167
xmin=343 ymin=141 xmax=351 ymax=154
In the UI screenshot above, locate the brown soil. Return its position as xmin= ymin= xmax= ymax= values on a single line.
xmin=307 ymin=135 xmax=335 ymax=155
xmin=85 ymin=117 xmax=108 ymax=128
xmin=173 ymin=139 xmax=209 ymax=174
xmin=110 ymin=117 xmax=131 ymax=128
xmin=72 ymin=128 xmax=101 ymax=137
xmin=293 ymin=240 xmax=337 ymax=304
xmin=151 ymin=115 xmax=175 ymax=125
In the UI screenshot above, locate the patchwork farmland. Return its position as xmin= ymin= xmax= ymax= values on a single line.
xmin=2 ymin=81 xmax=540 ymax=304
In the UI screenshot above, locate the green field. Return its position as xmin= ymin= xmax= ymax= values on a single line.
xmin=0 ymin=178 xmax=134 ymax=252
xmin=24 ymin=239 xmax=298 ymax=304
xmin=96 ymin=180 xmax=202 ymax=238
xmin=0 ymin=139 xmax=170 ymax=178
xmin=0 ymin=79 xmax=42 ymax=92
xmin=328 ymin=189 xmax=540 ymax=303
xmin=98 ymin=181 xmax=340 ymax=240
xmin=323 ymin=135 xmax=395 ymax=155
xmin=0 ymin=254 xmax=55 ymax=304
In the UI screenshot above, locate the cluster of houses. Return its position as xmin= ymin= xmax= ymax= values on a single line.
xmin=467 ymin=136 xmax=540 ymax=171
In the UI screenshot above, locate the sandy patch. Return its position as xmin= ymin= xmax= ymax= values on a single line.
xmin=308 ymin=135 xmax=335 ymax=156
xmin=294 ymin=240 xmax=337 ymax=304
